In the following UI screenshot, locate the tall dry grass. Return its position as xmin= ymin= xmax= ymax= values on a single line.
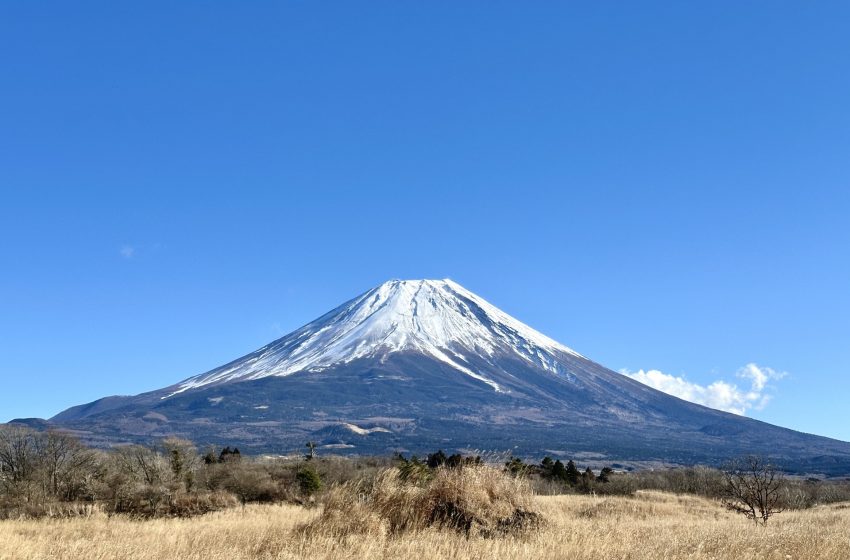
xmin=1 ymin=482 xmax=849 ymax=559
xmin=302 ymin=465 xmax=540 ymax=538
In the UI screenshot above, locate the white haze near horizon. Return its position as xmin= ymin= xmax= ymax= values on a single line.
xmin=620 ymin=363 xmax=786 ymax=415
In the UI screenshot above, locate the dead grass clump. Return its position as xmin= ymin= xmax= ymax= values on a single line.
xmin=303 ymin=465 xmax=542 ymax=538
xmin=163 ymin=491 xmax=240 ymax=518
xmin=576 ymin=491 xmax=722 ymax=521
xmin=303 ymin=482 xmax=387 ymax=538
xmin=0 ymin=500 xmax=98 ymax=521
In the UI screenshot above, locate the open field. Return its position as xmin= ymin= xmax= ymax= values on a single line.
xmin=1 ymin=491 xmax=848 ymax=560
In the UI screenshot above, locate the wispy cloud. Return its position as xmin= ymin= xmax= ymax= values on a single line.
xmin=620 ymin=363 xmax=786 ymax=415
xmin=119 ymin=245 xmax=136 ymax=259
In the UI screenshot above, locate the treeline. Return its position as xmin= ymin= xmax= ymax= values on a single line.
xmin=0 ymin=425 xmax=385 ymax=519
xmin=604 ymin=464 xmax=850 ymax=509
xmin=2 ymin=426 xmax=849 ymax=520
xmin=401 ymin=451 xmax=616 ymax=492
xmin=501 ymin=454 xmax=850 ymax=509
xmin=505 ymin=455 xmax=614 ymax=492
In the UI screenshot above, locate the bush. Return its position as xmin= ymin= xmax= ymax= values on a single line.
xmin=162 ymin=491 xmax=239 ymax=517
xmin=222 ymin=464 xmax=280 ymax=505
xmin=296 ymin=466 xmax=322 ymax=496
xmin=303 ymin=465 xmax=542 ymax=538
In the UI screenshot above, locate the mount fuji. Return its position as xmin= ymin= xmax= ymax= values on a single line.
xmin=37 ymin=279 xmax=850 ymax=474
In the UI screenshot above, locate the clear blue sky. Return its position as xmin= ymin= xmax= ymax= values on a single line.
xmin=1 ymin=2 xmax=848 ymax=441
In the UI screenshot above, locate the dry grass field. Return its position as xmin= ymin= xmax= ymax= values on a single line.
xmin=1 ymin=490 xmax=848 ymax=560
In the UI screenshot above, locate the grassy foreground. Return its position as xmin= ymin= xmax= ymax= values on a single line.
xmin=1 ymin=490 xmax=848 ymax=560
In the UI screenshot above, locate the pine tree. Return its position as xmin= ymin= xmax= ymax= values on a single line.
xmin=427 ymin=450 xmax=447 ymax=468
xmin=552 ymin=459 xmax=568 ymax=482
xmin=446 ymin=453 xmax=464 ymax=468
xmin=565 ymin=460 xmax=580 ymax=486
xmin=580 ymin=467 xmax=596 ymax=492
xmin=296 ymin=466 xmax=322 ymax=496
xmin=505 ymin=456 xmax=529 ymax=477
xmin=219 ymin=446 xmax=242 ymax=463
xmin=202 ymin=448 xmax=218 ymax=465
xmin=540 ymin=456 xmax=555 ymax=478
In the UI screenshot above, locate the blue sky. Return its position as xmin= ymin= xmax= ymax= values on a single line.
xmin=1 ymin=2 xmax=848 ymax=441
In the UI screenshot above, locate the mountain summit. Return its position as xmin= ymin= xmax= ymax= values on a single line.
xmin=47 ymin=279 xmax=850 ymax=474
xmin=171 ymin=279 xmax=579 ymax=396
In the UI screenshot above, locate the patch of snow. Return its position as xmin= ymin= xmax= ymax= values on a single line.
xmin=343 ymin=423 xmax=392 ymax=435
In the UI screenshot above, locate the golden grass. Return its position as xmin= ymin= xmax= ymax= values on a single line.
xmin=1 ymin=491 xmax=849 ymax=560
xmin=303 ymin=465 xmax=539 ymax=538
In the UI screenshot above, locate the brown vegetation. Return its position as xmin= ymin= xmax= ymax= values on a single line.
xmin=4 ymin=425 xmax=850 ymax=558
xmin=303 ymin=465 xmax=541 ymax=538
xmin=0 ymin=425 xmax=393 ymax=519
xmin=0 ymin=426 xmax=850 ymax=560
xmin=3 ymin=424 xmax=850 ymax=523
xmin=1 ymin=491 xmax=849 ymax=559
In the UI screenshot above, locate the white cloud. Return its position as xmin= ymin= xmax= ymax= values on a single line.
xmin=119 ymin=245 xmax=135 ymax=259
xmin=620 ymin=363 xmax=786 ymax=415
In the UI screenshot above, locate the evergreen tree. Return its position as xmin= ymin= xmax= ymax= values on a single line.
xmin=464 ymin=455 xmax=483 ymax=467
xmin=446 ymin=453 xmax=464 ymax=468
xmin=598 ymin=466 xmax=614 ymax=483
xmin=552 ymin=459 xmax=568 ymax=482
xmin=202 ymin=447 xmax=218 ymax=465
xmin=580 ymin=467 xmax=596 ymax=492
xmin=169 ymin=449 xmax=183 ymax=479
xmin=427 ymin=450 xmax=447 ymax=468
xmin=398 ymin=455 xmax=430 ymax=483
xmin=219 ymin=446 xmax=242 ymax=463
xmin=296 ymin=466 xmax=322 ymax=496
xmin=565 ymin=460 xmax=581 ymax=486
xmin=540 ymin=456 xmax=555 ymax=478
xmin=504 ymin=456 xmax=529 ymax=477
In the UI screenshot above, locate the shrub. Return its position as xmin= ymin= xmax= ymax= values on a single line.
xmin=397 ymin=455 xmax=431 ymax=484
xmin=163 ymin=491 xmax=238 ymax=517
xmin=303 ymin=465 xmax=542 ymax=538
xmin=223 ymin=464 xmax=279 ymax=505
xmin=296 ymin=466 xmax=322 ymax=497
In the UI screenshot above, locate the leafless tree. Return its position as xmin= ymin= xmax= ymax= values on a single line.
xmin=0 ymin=425 xmax=42 ymax=504
xmin=722 ymin=455 xmax=785 ymax=525
xmin=114 ymin=445 xmax=167 ymax=486
xmin=0 ymin=426 xmax=37 ymax=486
xmin=34 ymin=431 xmax=99 ymax=501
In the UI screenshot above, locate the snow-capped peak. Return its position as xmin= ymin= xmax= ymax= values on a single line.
xmin=167 ymin=279 xmax=581 ymax=397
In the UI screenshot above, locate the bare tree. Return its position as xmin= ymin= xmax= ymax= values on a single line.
xmin=722 ymin=455 xmax=785 ymax=525
xmin=0 ymin=426 xmax=37 ymax=486
xmin=0 ymin=425 xmax=41 ymax=503
xmin=34 ymin=430 xmax=99 ymax=501
xmin=115 ymin=445 xmax=167 ymax=486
